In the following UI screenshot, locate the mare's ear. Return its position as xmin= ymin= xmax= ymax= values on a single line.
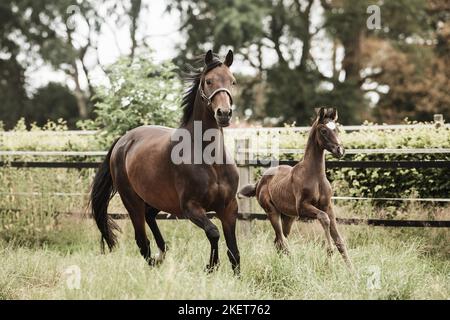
xmin=204 ymin=50 xmax=213 ymax=65
xmin=224 ymin=49 xmax=233 ymax=67
xmin=329 ymin=108 xmax=338 ymax=121
xmin=315 ymin=107 xmax=326 ymax=122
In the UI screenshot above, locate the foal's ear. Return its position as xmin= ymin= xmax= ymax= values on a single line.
xmin=224 ymin=49 xmax=233 ymax=67
xmin=315 ymin=107 xmax=326 ymax=122
xmin=329 ymin=108 xmax=338 ymax=121
xmin=205 ymin=50 xmax=213 ymax=65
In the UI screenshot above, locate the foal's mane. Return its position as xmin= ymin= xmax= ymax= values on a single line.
xmin=180 ymin=54 xmax=223 ymax=126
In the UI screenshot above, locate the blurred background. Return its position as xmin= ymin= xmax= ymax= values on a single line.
xmin=0 ymin=0 xmax=449 ymax=129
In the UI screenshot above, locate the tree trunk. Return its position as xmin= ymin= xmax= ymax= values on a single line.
xmin=342 ymin=31 xmax=364 ymax=82
xmin=71 ymin=63 xmax=88 ymax=119
xmin=129 ymin=0 xmax=142 ymax=59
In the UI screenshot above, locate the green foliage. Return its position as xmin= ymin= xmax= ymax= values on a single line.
xmin=2 ymin=121 xmax=449 ymax=202
xmin=330 ymin=125 xmax=450 ymax=202
xmin=270 ymin=124 xmax=450 ymax=202
xmin=82 ymin=55 xmax=182 ymax=146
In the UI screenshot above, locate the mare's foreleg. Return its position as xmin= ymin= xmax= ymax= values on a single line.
xmin=217 ymin=198 xmax=240 ymax=275
xmin=183 ymin=200 xmax=220 ymax=272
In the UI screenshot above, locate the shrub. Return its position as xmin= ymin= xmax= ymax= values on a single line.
xmin=81 ymin=53 xmax=182 ymax=146
xmin=233 ymin=123 xmax=450 ymax=202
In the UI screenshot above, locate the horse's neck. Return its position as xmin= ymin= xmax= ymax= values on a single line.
xmin=302 ymin=128 xmax=325 ymax=176
xmin=182 ymin=93 xmax=225 ymax=150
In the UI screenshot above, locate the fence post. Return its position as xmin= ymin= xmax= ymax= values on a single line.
xmin=235 ymin=138 xmax=253 ymax=220
xmin=434 ymin=114 xmax=444 ymax=128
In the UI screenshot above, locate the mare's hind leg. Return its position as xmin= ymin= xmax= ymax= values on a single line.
xmin=117 ymin=187 xmax=154 ymax=265
xmin=144 ymin=204 xmax=167 ymax=264
xmin=183 ymin=200 xmax=220 ymax=272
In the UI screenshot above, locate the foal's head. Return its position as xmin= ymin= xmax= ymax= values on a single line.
xmin=200 ymin=50 xmax=236 ymax=127
xmin=313 ymin=107 xmax=345 ymax=158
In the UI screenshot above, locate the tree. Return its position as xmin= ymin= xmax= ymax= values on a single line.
xmin=169 ymin=0 xmax=369 ymax=125
xmin=0 ymin=0 xmax=150 ymax=125
xmin=170 ymin=0 xmax=448 ymax=125
xmin=26 ymin=82 xmax=79 ymax=128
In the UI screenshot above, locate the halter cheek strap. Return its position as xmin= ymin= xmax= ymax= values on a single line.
xmin=200 ymin=86 xmax=233 ymax=106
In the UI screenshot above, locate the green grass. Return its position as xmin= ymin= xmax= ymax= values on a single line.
xmin=1 ymin=216 xmax=448 ymax=300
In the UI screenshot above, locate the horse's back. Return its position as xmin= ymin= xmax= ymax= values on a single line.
xmin=111 ymin=125 xmax=182 ymax=215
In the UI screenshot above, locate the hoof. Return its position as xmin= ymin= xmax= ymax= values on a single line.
xmin=326 ymin=248 xmax=334 ymax=257
xmin=147 ymin=256 xmax=164 ymax=267
xmin=274 ymin=240 xmax=290 ymax=255
xmin=154 ymin=248 xmax=166 ymax=264
xmin=147 ymin=257 xmax=157 ymax=266
xmin=205 ymin=263 xmax=219 ymax=273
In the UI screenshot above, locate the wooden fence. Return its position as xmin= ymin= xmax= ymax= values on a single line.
xmin=1 ymin=123 xmax=449 ymax=228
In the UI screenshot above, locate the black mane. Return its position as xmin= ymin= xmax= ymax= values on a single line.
xmin=180 ymin=54 xmax=223 ymax=126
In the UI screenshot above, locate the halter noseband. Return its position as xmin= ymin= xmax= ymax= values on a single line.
xmin=199 ymin=85 xmax=233 ymax=106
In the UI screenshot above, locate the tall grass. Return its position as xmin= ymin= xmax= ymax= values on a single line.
xmin=0 ymin=217 xmax=448 ymax=300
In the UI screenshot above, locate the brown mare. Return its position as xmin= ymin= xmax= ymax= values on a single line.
xmin=90 ymin=50 xmax=240 ymax=274
xmin=239 ymin=107 xmax=352 ymax=268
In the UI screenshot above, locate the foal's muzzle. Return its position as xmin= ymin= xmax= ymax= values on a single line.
xmin=332 ymin=145 xmax=345 ymax=158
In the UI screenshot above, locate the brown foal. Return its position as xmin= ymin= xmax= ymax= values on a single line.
xmin=239 ymin=107 xmax=353 ymax=268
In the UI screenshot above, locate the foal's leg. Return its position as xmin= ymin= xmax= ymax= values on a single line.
xmin=183 ymin=200 xmax=221 ymax=272
xmin=144 ymin=204 xmax=167 ymax=264
xmin=281 ymin=215 xmax=296 ymax=238
xmin=264 ymin=202 xmax=288 ymax=253
xmin=260 ymin=189 xmax=288 ymax=253
xmin=268 ymin=210 xmax=289 ymax=254
xmin=328 ymin=209 xmax=353 ymax=269
xmin=299 ymin=202 xmax=333 ymax=256
xmin=217 ymin=198 xmax=240 ymax=275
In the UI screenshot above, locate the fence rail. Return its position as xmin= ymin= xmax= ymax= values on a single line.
xmin=1 ymin=160 xmax=449 ymax=169
xmin=104 ymin=212 xmax=450 ymax=228
xmin=2 ymin=148 xmax=450 ymax=158
xmin=1 ymin=123 xmax=448 ymax=137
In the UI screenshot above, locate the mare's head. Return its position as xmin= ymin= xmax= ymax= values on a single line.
xmin=180 ymin=50 xmax=236 ymax=128
xmin=199 ymin=50 xmax=236 ymax=127
xmin=313 ymin=107 xmax=345 ymax=158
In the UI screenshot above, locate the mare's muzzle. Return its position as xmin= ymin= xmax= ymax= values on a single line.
xmin=201 ymin=87 xmax=233 ymax=127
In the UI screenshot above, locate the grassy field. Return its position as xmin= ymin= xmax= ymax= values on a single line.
xmin=1 ymin=126 xmax=449 ymax=300
xmin=1 ymin=214 xmax=449 ymax=300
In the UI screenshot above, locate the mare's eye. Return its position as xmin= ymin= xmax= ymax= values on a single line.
xmin=205 ymin=79 xmax=212 ymax=85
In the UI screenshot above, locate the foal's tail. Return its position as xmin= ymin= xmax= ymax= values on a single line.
xmin=89 ymin=138 xmax=121 ymax=253
xmin=238 ymin=182 xmax=258 ymax=198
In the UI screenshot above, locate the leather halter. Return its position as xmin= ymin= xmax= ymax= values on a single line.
xmin=199 ymin=84 xmax=233 ymax=106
